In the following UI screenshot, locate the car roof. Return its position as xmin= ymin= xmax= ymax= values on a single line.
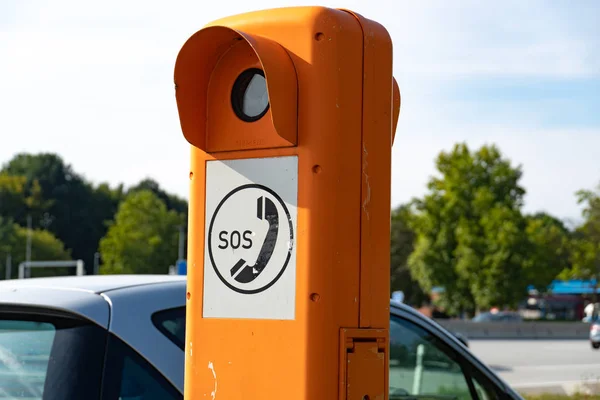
xmin=0 ymin=275 xmax=187 ymax=328
xmin=0 ymin=274 xmax=189 ymax=394
xmin=0 ymin=274 xmax=187 ymax=294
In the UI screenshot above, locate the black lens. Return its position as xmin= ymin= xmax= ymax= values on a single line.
xmin=231 ymin=68 xmax=269 ymax=122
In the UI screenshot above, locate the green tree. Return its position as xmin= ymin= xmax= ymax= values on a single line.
xmin=0 ymin=217 xmax=18 ymax=264
xmin=99 ymin=190 xmax=184 ymax=274
xmin=523 ymin=212 xmax=572 ymax=291
xmin=0 ymin=173 xmax=49 ymax=223
xmin=390 ymin=204 xmax=428 ymax=306
xmin=1 ymin=153 xmax=122 ymax=273
xmin=128 ymin=178 xmax=188 ymax=259
xmin=407 ymin=143 xmax=531 ymax=315
xmin=128 ymin=178 xmax=188 ymax=215
xmin=560 ymin=184 xmax=600 ymax=287
xmin=0 ymin=216 xmax=71 ymax=279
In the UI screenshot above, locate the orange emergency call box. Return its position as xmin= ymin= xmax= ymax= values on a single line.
xmin=173 ymin=6 xmax=400 ymax=400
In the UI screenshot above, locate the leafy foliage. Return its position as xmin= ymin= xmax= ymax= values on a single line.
xmin=561 ymin=184 xmax=600 ymax=281
xmin=99 ymin=190 xmax=184 ymax=274
xmin=128 ymin=178 xmax=188 ymax=260
xmin=0 ymin=152 xmax=189 ymax=276
xmin=407 ymin=143 xmax=568 ymax=314
xmin=0 ymin=173 xmax=49 ymax=226
xmin=390 ymin=205 xmax=428 ymax=306
xmin=0 ymin=216 xmax=71 ymax=279
xmin=128 ymin=178 xmax=188 ymax=216
xmin=1 ymin=153 xmax=123 ymax=273
xmin=523 ymin=212 xmax=571 ymax=289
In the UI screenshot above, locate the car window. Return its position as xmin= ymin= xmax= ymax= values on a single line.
xmin=151 ymin=307 xmax=186 ymax=350
xmin=0 ymin=319 xmax=55 ymax=398
xmin=0 ymin=312 xmax=106 ymax=400
xmin=102 ymin=333 xmax=182 ymax=400
xmin=389 ymin=315 xmax=502 ymax=400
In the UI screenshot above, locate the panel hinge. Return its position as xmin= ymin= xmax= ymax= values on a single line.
xmin=339 ymin=328 xmax=388 ymax=400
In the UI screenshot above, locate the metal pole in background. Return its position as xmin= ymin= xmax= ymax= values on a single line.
xmin=26 ymin=215 xmax=32 ymax=262
xmin=94 ymin=252 xmax=100 ymax=275
xmin=5 ymin=254 xmax=11 ymax=280
xmin=26 ymin=215 xmax=32 ymax=278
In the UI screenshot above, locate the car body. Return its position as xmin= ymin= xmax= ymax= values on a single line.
xmin=472 ymin=311 xmax=523 ymax=323
xmin=0 ymin=275 xmax=523 ymax=400
xmin=0 ymin=274 xmax=187 ymax=399
xmin=591 ymin=320 xmax=600 ymax=349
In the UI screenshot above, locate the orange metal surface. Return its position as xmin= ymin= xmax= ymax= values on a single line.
xmin=174 ymin=6 xmax=397 ymax=400
xmin=341 ymin=9 xmax=394 ymax=330
xmin=392 ymin=78 xmax=401 ymax=143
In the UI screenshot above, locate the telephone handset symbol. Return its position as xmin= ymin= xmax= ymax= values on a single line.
xmin=230 ymin=196 xmax=279 ymax=283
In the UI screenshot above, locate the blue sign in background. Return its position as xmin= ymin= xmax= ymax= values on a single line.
xmin=176 ymin=259 xmax=187 ymax=275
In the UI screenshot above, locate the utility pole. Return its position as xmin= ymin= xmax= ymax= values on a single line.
xmin=26 ymin=215 xmax=32 ymax=278
xmin=94 ymin=252 xmax=101 ymax=275
xmin=5 ymin=253 xmax=11 ymax=280
xmin=26 ymin=215 xmax=32 ymax=262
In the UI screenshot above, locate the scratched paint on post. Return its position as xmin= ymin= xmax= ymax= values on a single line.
xmin=203 ymin=156 xmax=298 ymax=320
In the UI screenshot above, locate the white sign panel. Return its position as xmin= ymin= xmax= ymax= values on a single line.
xmin=203 ymin=156 xmax=298 ymax=320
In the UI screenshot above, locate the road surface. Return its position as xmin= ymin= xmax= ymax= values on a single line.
xmin=469 ymin=340 xmax=600 ymax=395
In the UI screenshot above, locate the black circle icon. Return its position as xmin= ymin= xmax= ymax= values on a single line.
xmin=208 ymin=184 xmax=293 ymax=294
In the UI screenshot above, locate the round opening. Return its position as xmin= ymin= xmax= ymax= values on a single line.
xmin=231 ymin=68 xmax=270 ymax=122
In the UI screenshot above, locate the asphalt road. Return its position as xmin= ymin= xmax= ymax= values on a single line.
xmin=469 ymin=340 xmax=600 ymax=395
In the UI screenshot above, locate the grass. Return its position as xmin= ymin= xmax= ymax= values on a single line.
xmin=522 ymin=394 xmax=600 ymax=400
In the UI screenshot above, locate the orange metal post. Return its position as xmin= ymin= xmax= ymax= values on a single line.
xmin=173 ymin=6 xmax=400 ymax=400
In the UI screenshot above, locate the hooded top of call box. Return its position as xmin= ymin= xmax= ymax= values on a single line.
xmin=173 ymin=6 xmax=401 ymax=152
xmin=174 ymin=25 xmax=297 ymax=152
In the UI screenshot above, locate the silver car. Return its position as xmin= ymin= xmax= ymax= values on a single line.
xmin=0 ymin=275 xmax=523 ymax=400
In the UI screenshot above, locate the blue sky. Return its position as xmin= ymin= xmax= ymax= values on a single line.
xmin=1 ymin=0 xmax=598 ymax=223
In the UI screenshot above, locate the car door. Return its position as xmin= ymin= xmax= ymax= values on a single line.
xmin=389 ymin=307 xmax=521 ymax=400
xmin=98 ymin=304 xmax=186 ymax=400
xmin=99 ymin=281 xmax=187 ymax=398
